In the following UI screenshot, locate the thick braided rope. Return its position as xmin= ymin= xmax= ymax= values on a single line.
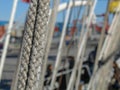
xmin=39 ymin=0 xmax=60 ymax=89
xmin=25 ymin=0 xmax=50 ymax=89
xmin=17 ymin=0 xmax=39 ymax=89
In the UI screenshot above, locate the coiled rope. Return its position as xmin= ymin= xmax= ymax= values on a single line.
xmin=14 ymin=0 xmax=50 ymax=90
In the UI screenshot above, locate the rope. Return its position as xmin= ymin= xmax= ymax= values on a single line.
xmin=75 ymin=38 xmax=87 ymax=90
xmin=87 ymin=9 xmax=120 ymax=90
xmin=17 ymin=0 xmax=39 ymax=89
xmin=86 ymin=1 xmax=111 ymax=90
xmin=14 ymin=0 xmax=50 ymax=90
xmin=58 ymin=0 xmax=76 ymax=87
xmin=93 ymin=0 xmax=111 ymax=73
xmin=45 ymin=69 xmax=73 ymax=81
xmin=49 ymin=0 xmax=73 ymax=89
xmin=39 ymin=0 xmax=60 ymax=89
xmin=96 ymin=60 xmax=113 ymax=90
xmin=25 ymin=0 xmax=50 ymax=89
xmin=67 ymin=0 xmax=97 ymax=89
xmin=65 ymin=0 xmax=84 ymax=57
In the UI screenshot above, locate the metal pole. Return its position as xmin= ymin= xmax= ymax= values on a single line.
xmin=50 ymin=0 xmax=73 ymax=90
xmin=0 ymin=0 xmax=18 ymax=81
xmin=98 ymin=2 xmax=120 ymax=62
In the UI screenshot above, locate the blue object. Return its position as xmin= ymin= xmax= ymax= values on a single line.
xmin=0 ymin=21 xmax=9 ymax=26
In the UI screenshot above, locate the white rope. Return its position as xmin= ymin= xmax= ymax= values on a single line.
xmin=67 ymin=0 xmax=97 ymax=89
xmin=25 ymin=0 xmax=50 ymax=89
xmin=16 ymin=0 xmax=40 ymax=89
xmin=45 ymin=69 xmax=73 ymax=81
xmin=87 ymin=8 xmax=120 ymax=90
xmin=71 ymin=3 xmax=90 ymax=90
xmin=39 ymin=0 xmax=60 ymax=89
xmin=93 ymin=0 xmax=111 ymax=73
xmin=13 ymin=1 xmax=89 ymax=90
xmin=99 ymin=2 xmax=120 ymax=61
xmin=75 ymin=40 xmax=87 ymax=90
xmin=99 ymin=14 xmax=120 ymax=61
xmin=88 ymin=8 xmax=120 ymax=90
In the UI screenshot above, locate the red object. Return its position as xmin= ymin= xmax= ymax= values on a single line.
xmin=0 ymin=26 xmax=5 ymax=38
xmin=54 ymin=26 xmax=59 ymax=32
xmin=70 ymin=26 xmax=76 ymax=36
xmin=95 ymin=23 xmax=109 ymax=32
xmin=22 ymin=0 xmax=30 ymax=3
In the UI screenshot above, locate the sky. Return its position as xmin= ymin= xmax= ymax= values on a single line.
xmin=0 ymin=0 xmax=108 ymax=24
xmin=0 ymin=0 xmax=28 ymax=21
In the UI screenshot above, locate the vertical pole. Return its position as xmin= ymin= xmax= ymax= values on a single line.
xmin=0 ymin=0 xmax=18 ymax=81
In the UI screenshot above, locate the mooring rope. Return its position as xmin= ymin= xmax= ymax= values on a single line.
xmin=39 ymin=0 xmax=60 ymax=89
xmin=25 ymin=0 xmax=50 ymax=89
xmin=17 ymin=0 xmax=39 ymax=89
xmin=15 ymin=0 xmax=50 ymax=90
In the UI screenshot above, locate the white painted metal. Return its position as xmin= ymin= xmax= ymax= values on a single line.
xmin=0 ymin=0 xmax=18 ymax=81
xmin=49 ymin=0 xmax=88 ymax=14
